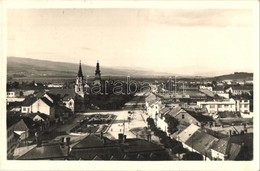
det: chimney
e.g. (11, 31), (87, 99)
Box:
(100, 132), (103, 139)
(66, 137), (71, 158)
(60, 137), (65, 147)
(36, 137), (42, 147)
(123, 135), (127, 143)
(66, 137), (71, 146)
(118, 133), (124, 143)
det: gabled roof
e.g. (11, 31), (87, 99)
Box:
(199, 89), (215, 98)
(211, 138), (241, 160)
(214, 86), (224, 91)
(18, 144), (68, 160)
(21, 96), (38, 106)
(185, 130), (218, 155)
(72, 134), (116, 149)
(160, 107), (171, 115)
(38, 113), (50, 120)
(181, 108), (215, 122)
(177, 124), (200, 143)
(7, 114), (22, 128)
(119, 138), (165, 153)
(40, 97), (54, 107)
(167, 106), (182, 117)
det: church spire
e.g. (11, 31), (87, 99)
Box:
(78, 60), (83, 77)
(95, 61), (101, 76)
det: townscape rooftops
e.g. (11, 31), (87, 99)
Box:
(118, 138), (165, 153)
(199, 89), (215, 98)
(125, 96), (146, 105)
(47, 89), (76, 98)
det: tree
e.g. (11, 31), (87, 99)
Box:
(164, 114), (179, 134)
(146, 117), (156, 130)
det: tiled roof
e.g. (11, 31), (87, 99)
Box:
(7, 115), (21, 128)
(47, 89), (76, 98)
(119, 138), (164, 153)
(167, 106), (182, 117)
(41, 97), (54, 107)
(211, 139), (228, 154)
(72, 134), (116, 149)
(70, 146), (124, 160)
(199, 89), (215, 98)
(211, 138), (242, 160)
(232, 86), (253, 91)
(70, 134), (170, 160)
(38, 113), (50, 120)
(228, 143), (241, 160)
(18, 144), (68, 160)
(177, 124), (200, 143)
(21, 96), (37, 106)
(160, 107), (171, 115)
(183, 108), (214, 122)
(185, 131), (218, 155)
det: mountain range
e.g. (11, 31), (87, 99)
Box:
(7, 57), (253, 80)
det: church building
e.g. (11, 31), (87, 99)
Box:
(93, 60), (102, 85)
(75, 61), (85, 98)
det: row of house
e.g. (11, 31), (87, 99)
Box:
(176, 124), (253, 160)
(17, 133), (171, 160)
(7, 112), (51, 159)
(7, 89), (77, 159)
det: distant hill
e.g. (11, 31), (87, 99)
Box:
(213, 72), (253, 81)
(7, 57), (171, 79)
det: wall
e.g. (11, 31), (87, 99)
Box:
(211, 149), (225, 160)
(175, 111), (200, 126)
(21, 106), (31, 113)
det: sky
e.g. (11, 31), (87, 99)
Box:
(7, 7), (258, 75)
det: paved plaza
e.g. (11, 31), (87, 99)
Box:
(81, 110), (149, 139)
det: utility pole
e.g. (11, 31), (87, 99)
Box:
(175, 76), (177, 97)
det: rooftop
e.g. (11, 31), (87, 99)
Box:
(18, 144), (68, 160)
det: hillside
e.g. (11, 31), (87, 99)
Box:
(7, 57), (170, 79)
(213, 72), (253, 81)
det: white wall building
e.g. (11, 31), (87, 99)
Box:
(197, 98), (250, 114)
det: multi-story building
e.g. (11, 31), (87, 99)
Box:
(197, 98), (250, 114)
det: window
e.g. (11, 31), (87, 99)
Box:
(182, 114), (184, 119)
(224, 104), (229, 108)
(218, 105), (222, 108)
(244, 104), (248, 108)
(22, 107), (26, 111)
(210, 105), (215, 108)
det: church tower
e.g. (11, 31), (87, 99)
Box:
(94, 60), (101, 85)
(75, 61), (84, 97)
